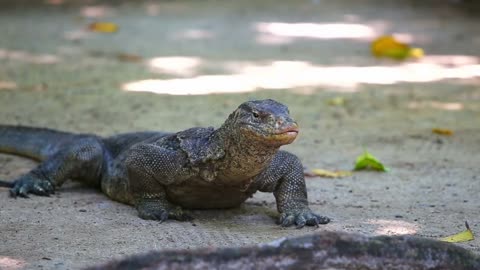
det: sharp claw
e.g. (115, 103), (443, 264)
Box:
(281, 215), (295, 227)
(315, 214), (331, 224)
(296, 222), (306, 229)
(33, 185), (48, 196)
(295, 216), (307, 229)
(42, 181), (55, 194)
(277, 213), (287, 225)
(158, 211), (169, 223)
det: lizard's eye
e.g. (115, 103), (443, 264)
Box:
(252, 112), (260, 118)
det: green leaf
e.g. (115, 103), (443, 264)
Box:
(354, 151), (389, 172)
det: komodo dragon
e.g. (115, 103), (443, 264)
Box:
(0, 99), (329, 227)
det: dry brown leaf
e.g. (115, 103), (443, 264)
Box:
(308, 169), (353, 178)
(432, 128), (454, 136)
(116, 53), (143, 63)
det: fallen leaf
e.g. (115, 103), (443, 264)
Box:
(432, 128), (454, 136)
(440, 221), (475, 243)
(116, 53), (143, 63)
(88, 22), (118, 33)
(310, 169), (353, 178)
(0, 81), (17, 90)
(371, 35), (424, 60)
(354, 150), (389, 172)
(328, 97), (346, 106)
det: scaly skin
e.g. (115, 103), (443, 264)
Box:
(88, 231), (480, 270)
(0, 99), (329, 227)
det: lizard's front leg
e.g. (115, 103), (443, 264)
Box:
(255, 151), (330, 228)
(9, 137), (104, 197)
(125, 143), (193, 222)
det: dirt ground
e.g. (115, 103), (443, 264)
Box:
(0, 0), (479, 269)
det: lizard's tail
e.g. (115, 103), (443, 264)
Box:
(0, 180), (14, 188)
(0, 125), (75, 161)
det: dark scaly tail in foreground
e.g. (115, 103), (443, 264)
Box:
(0, 125), (76, 187)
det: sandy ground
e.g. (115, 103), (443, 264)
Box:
(0, 0), (479, 269)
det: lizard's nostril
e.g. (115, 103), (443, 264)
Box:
(275, 119), (285, 129)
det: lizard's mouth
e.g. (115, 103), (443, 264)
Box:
(266, 125), (299, 145)
(275, 126), (299, 136)
(242, 122), (299, 146)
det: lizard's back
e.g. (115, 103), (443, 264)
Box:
(102, 131), (171, 158)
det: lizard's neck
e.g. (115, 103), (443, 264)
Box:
(212, 123), (279, 182)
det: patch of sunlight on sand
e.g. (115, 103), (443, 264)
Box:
(123, 55), (480, 95)
(408, 101), (464, 111)
(0, 257), (26, 270)
(173, 29), (215, 40)
(148, 56), (203, 76)
(80, 5), (114, 18)
(0, 49), (60, 64)
(368, 219), (418, 235)
(255, 22), (377, 40)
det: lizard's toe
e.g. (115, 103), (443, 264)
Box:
(295, 215), (307, 229)
(136, 200), (191, 223)
(169, 208), (194, 221)
(10, 181), (31, 198)
(138, 208), (169, 222)
(9, 176), (54, 198)
(278, 212), (296, 227)
(279, 209), (330, 229)
(31, 182), (53, 196)
(304, 212), (330, 226)
(313, 214), (330, 225)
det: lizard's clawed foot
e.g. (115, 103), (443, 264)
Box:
(278, 209), (330, 229)
(9, 176), (55, 198)
(136, 199), (193, 222)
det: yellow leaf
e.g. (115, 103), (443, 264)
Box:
(432, 128), (454, 136)
(409, 48), (424, 59)
(371, 35), (423, 60)
(310, 169), (353, 178)
(440, 221), (475, 243)
(327, 97), (346, 106)
(88, 22), (119, 33)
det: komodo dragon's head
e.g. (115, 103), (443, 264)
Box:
(226, 99), (299, 147)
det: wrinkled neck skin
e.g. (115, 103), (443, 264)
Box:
(212, 119), (279, 184)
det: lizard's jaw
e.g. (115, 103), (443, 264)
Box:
(266, 125), (299, 145)
(240, 122), (299, 147)
(243, 124), (299, 146)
